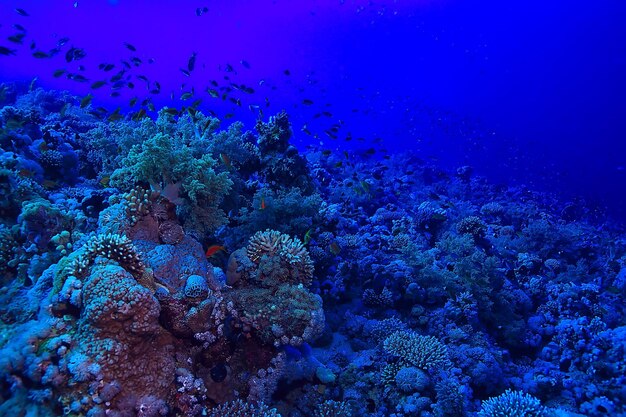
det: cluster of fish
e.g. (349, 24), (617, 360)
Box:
(2, 6), (392, 151)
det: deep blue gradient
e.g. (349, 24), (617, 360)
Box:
(2, 0), (626, 218)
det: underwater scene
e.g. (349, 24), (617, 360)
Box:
(1, 1), (626, 416)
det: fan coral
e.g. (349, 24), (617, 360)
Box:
(477, 390), (547, 417)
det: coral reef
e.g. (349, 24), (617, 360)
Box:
(1, 86), (626, 417)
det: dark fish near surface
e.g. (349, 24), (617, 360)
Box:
(15, 8), (29, 16)
(99, 63), (115, 71)
(302, 99), (314, 106)
(123, 42), (136, 51)
(32, 51), (50, 58)
(67, 73), (89, 82)
(187, 52), (197, 72)
(90, 80), (107, 89)
(240, 60), (250, 69)
(130, 56), (142, 66)
(195, 6), (209, 16)
(13, 24), (27, 32)
(180, 68), (190, 77)
(0, 46), (16, 56)
(53, 69), (66, 77)
(56, 37), (70, 47)
(65, 46), (86, 62)
(8, 33), (26, 44)
(283, 69), (290, 75)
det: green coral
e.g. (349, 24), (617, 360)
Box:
(110, 129), (232, 236)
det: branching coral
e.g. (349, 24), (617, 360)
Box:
(383, 331), (451, 371)
(246, 229), (314, 286)
(477, 390), (547, 417)
(207, 399), (281, 417)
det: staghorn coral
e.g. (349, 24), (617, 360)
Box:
(315, 400), (353, 417)
(206, 399), (281, 417)
(477, 390), (547, 417)
(383, 330), (451, 371)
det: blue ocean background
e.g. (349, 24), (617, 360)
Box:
(1, 0), (626, 416)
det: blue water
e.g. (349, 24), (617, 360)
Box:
(1, 1), (626, 416)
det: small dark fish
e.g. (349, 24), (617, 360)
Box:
(121, 60), (131, 69)
(99, 63), (115, 71)
(0, 46), (16, 56)
(180, 68), (190, 77)
(210, 80), (218, 87)
(32, 51), (50, 59)
(322, 111), (332, 117)
(147, 102), (155, 112)
(191, 99), (202, 108)
(123, 42), (136, 51)
(110, 91), (121, 97)
(110, 70), (125, 82)
(283, 69), (290, 76)
(15, 8), (29, 17)
(30, 41), (35, 50)
(68, 73), (89, 82)
(132, 108), (146, 121)
(57, 37), (70, 47)
(224, 63), (236, 73)
(8, 33), (26, 44)
(180, 91), (193, 100)
(302, 99), (314, 106)
(148, 57), (155, 64)
(187, 52), (197, 72)
(136, 74), (149, 84)
(111, 80), (126, 90)
(224, 113), (234, 119)
(163, 107), (179, 116)
(207, 88), (219, 98)
(127, 82), (134, 89)
(12, 24), (27, 32)
(195, 6), (208, 16)
(90, 80), (107, 89)
(130, 56), (142, 66)
(129, 97), (138, 107)
(78, 65), (85, 71)
(65, 46), (86, 62)
(107, 108), (123, 121)
(53, 69), (66, 78)
(240, 60), (250, 69)
(80, 94), (93, 108)
(149, 88), (160, 95)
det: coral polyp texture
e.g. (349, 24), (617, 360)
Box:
(1, 86), (626, 417)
